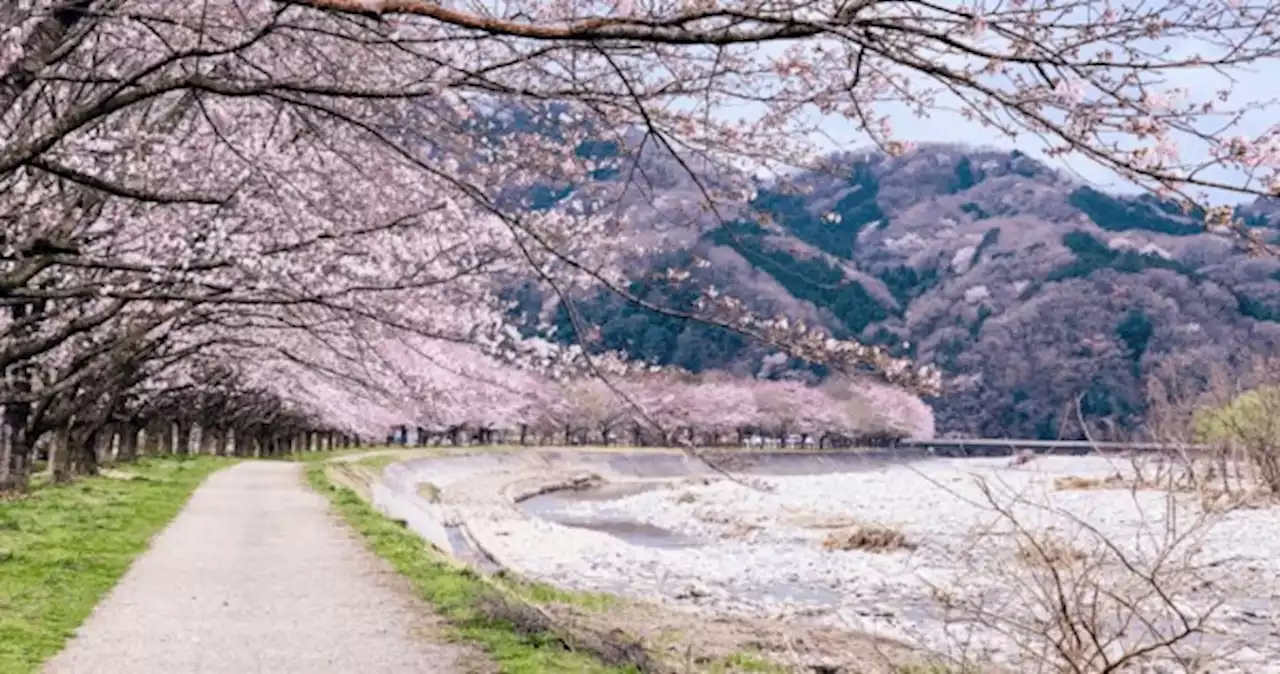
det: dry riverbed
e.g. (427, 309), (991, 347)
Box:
(387, 449), (1280, 673)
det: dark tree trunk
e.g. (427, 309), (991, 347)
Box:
(51, 425), (72, 484)
(3, 299), (38, 492)
(176, 423), (192, 456)
(2, 412), (32, 492)
(75, 428), (102, 477)
(119, 424), (140, 462)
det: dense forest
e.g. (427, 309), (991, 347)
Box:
(512, 145), (1280, 439)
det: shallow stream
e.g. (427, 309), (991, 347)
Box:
(517, 482), (703, 548)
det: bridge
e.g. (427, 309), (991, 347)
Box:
(895, 437), (1210, 457)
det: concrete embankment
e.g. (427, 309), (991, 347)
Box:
(372, 449), (718, 575)
(368, 448), (931, 574)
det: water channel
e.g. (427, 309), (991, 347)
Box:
(517, 481), (704, 548)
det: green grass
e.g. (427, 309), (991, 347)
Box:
(283, 447), (378, 463)
(707, 650), (788, 673)
(356, 453), (404, 471)
(493, 570), (618, 612)
(305, 465), (633, 674)
(0, 457), (230, 674)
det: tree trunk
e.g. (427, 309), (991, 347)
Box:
(200, 427), (215, 455)
(157, 422), (174, 455)
(175, 423), (192, 456)
(3, 299), (38, 492)
(100, 425), (118, 464)
(198, 426), (217, 454)
(73, 428), (101, 477)
(119, 424), (139, 462)
(145, 421), (169, 456)
(51, 425), (72, 484)
(1, 413), (32, 492)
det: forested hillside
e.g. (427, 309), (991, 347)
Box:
(513, 144), (1280, 439)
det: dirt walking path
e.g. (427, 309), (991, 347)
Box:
(43, 462), (487, 674)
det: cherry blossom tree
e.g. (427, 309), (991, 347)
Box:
(3, 0), (1277, 490)
(296, 0), (1280, 243)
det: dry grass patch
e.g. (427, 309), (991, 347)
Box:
(1014, 534), (1089, 568)
(822, 521), (916, 553)
(725, 522), (764, 539)
(544, 598), (924, 674)
(1052, 473), (1126, 491)
(325, 462), (381, 500)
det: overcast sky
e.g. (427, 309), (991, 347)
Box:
(808, 56), (1279, 206)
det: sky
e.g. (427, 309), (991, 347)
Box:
(790, 17), (1280, 206)
(809, 64), (1279, 205)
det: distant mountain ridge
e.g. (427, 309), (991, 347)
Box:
(515, 143), (1280, 439)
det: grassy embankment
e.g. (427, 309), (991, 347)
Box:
(306, 463), (638, 673)
(307, 456), (797, 674)
(0, 457), (230, 674)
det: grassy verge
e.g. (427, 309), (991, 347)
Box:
(0, 457), (230, 674)
(305, 464), (634, 674)
(282, 447), (379, 463)
(356, 453), (405, 471)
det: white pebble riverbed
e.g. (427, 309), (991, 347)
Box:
(481, 456), (1280, 671)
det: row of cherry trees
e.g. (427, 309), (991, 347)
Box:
(3, 0), (1277, 491)
(385, 367), (935, 448)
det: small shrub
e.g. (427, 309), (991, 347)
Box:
(1193, 386), (1280, 493)
(822, 522), (915, 552)
(417, 482), (441, 502)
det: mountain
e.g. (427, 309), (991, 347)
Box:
(515, 143), (1280, 439)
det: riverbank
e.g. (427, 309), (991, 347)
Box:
(385, 448), (1280, 673)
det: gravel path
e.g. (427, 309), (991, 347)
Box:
(43, 462), (487, 674)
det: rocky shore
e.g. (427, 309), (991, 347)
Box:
(388, 450), (1280, 672)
